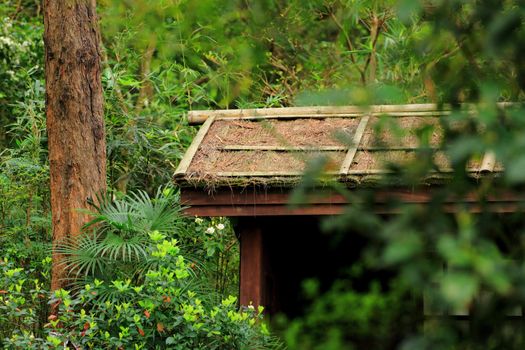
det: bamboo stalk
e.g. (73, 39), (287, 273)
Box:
(215, 171), (335, 177)
(189, 104), (438, 124)
(221, 145), (348, 151)
(187, 102), (516, 124)
(211, 168), (501, 178)
(340, 115), (370, 174)
(480, 151), (496, 172)
(219, 110), (449, 121)
(174, 116), (215, 176)
(220, 145), (442, 152)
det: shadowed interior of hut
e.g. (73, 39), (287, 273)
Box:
(234, 215), (400, 318)
(234, 212), (525, 320)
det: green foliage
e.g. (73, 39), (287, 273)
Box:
(51, 239), (273, 349)
(282, 279), (418, 350)
(98, 0), (429, 110)
(0, 72), (49, 274)
(55, 186), (239, 298)
(284, 1), (525, 348)
(188, 217), (240, 298)
(0, 3), (43, 147)
(0, 257), (50, 348)
(2, 240), (277, 349)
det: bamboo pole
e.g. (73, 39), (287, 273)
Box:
(221, 145), (348, 151)
(212, 168), (502, 178)
(187, 102), (516, 124)
(221, 145), (442, 152)
(340, 115), (370, 174)
(480, 151), (497, 172)
(218, 111), (450, 121)
(174, 116), (215, 176)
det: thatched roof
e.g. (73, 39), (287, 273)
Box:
(174, 104), (506, 189)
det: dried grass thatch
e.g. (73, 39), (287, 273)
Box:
(174, 106), (502, 189)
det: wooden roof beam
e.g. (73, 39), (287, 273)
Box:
(187, 102), (516, 124)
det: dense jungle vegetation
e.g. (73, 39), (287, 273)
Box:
(1, 0), (525, 348)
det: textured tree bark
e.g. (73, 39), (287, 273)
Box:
(44, 0), (106, 291)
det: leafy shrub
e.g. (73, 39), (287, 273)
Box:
(0, 257), (50, 348)
(52, 237), (272, 349)
(3, 237), (277, 349)
(280, 275), (419, 350)
(56, 187), (238, 298)
(0, 5), (43, 146)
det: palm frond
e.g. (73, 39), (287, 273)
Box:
(127, 187), (181, 234)
(55, 233), (108, 279)
(97, 233), (148, 262)
(83, 187), (182, 238)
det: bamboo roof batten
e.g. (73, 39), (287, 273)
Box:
(222, 145), (442, 152)
(212, 168), (503, 178)
(188, 104), (440, 124)
(222, 145), (349, 152)
(187, 102), (516, 124)
(480, 151), (497, 172)
(340, 115), (370, 175)
(174, 116), (215, 176)
(209, 110), (449, 121)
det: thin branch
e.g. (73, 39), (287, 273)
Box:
(100, 45), (129, 115)
(136, 36), (157, 113)
(363, 12), (391, 83)
(10, 0), (23, 20)
(329, 11), (366, 84)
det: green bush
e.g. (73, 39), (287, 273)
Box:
(2, 238), (277, 349)
(53, 237), (273, 349)
(0, 257), (50, 348)
(0, 5), (43, 147)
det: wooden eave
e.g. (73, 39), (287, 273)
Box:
(180, 186), (524, 217)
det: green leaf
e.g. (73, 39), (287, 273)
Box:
(506, 155), (525, 183)
(396, 0), (422, 23)
(440, 272), (479, 310)
(383, 232), (422, 265)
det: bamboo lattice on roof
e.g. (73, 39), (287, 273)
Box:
(174, 104), (508, 188)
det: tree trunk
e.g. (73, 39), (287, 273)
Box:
(44, 0), (106, 291)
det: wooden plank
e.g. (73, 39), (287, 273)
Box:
(174, 116), (215, 176)
(187, 102), (516, 124)
(183, 202), (523, 217)
(340, 115), (370, 174)
(185, 204), (346, 216)
(181, 186), (525, 217)
(182, 187), (523, 207)
(220, 145), (442, 152)
(222, 145), (348, 152)
(239, 220), (265, 307)
(182, 188), (347, 206)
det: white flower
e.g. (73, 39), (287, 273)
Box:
(206, 227), (215, 234)
(0, 36), (15, 46)
(216, 223), (225, 230)
(195, 217), (203, 224)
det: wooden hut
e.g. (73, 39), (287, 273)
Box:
(174, 104), (517, 316)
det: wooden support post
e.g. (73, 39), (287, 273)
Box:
(238, 219), (265, 307)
